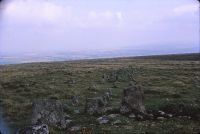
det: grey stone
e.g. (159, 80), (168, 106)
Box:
(158, 111), (165, 115)
(104, 107), (114, 113)
(69, 126), (81, 132)
(129, 114), (136, 118)
(71, 95), (79, 105)
(97, 116), (109, 124)
(64, 114), (71, 119)
(120, 105), (131, 114)
(65, 120), (73, 124)
(157, 117), (165, 120)
(32, 99), (70, 129)
(112, 82), (117, 88)
(66, 79), (76, 84)
(112, 120), (122, 125)
(137, 115), (144, 120)
(88, 85), (97, 91)
(120, 85), (146, 115)
(85, 97), (106, 115)
(105, 92), (111, 100)
(74, 109), (80, 114)
(107, 114), (120, 119)
(108, 88), (113, 96)
(148, 114), (154, 118)
(167, 114), (173, 118)
(102, 95), (108, 104)
(16, 124), (49, 134)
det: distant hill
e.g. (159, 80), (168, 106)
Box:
(132, 53), (200, 61)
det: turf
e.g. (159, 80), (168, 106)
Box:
(0, 53), (200, 133)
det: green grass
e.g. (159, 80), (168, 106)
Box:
(0, 53), (200, 133)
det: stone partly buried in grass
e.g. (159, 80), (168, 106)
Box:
(85, 97), (107, 115)
(120, 84), (146, 115)
(16, 124), (49, 134)
(97, 116), (110, 124)
(32, 99), (72, 129)
(85, 90), (112, 115)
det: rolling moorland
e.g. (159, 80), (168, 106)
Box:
(0, 53), (200, 134)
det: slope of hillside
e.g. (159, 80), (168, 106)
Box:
(0, 53), (200, 133)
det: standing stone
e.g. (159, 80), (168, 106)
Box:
(120, 84), (146, 115)
(32, 99), (70, 129)
(85, 97), (106, 115)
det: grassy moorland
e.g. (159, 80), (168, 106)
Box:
(0, 53), (200, 133)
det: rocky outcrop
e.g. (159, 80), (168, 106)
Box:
(120, 84), (146, 115)
(32, 99), (70, 129)
(16, 124), (49, 134)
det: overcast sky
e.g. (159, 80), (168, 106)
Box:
(0, 0), (199, 55)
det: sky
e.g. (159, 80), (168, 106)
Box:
(0, 0), (199, 55)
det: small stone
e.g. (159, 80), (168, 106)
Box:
(108, 114), (120, 119)
(148, 114), (154, 117)
(120, 105), (131, 114)
(85, 97), (106, 115)
(167, 114), (173, 118)
(104, 107), (114, 113)
(88, 85), (97, 91)
(129, 114), (136, 118)
(108, 88), (113, 96)
(71, 95), (79, 105)
(112, 120), (122, 125)
(69, 126), (81, 132)
(64, 115), (71, 119)
(105, 92), (111, 100)
(137, 115), (143, 120)
(16, 124), (49, 134)
(182, 116), (190, 119)
(74, 109), (80, 114)
(66, 119), (73, 124)
(102, 96), (108, 104)
(158, 111), (165, 115)
(157, 117), (165, 120)
(97, 116), (109, 124)
(67, 79), (76, 84)
(126, 120), (130, 124)
(112, 82), (117, 88)
(146, 114), (154, 120)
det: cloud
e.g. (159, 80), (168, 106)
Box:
(173, 4), (199, 16)
(2, 0), (123, 28)
(80, 10), (123, 28)
(116, 12), (123, 21)
(3, 0), (71, 24)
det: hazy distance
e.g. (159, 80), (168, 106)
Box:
(0, 0), (199, 63)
